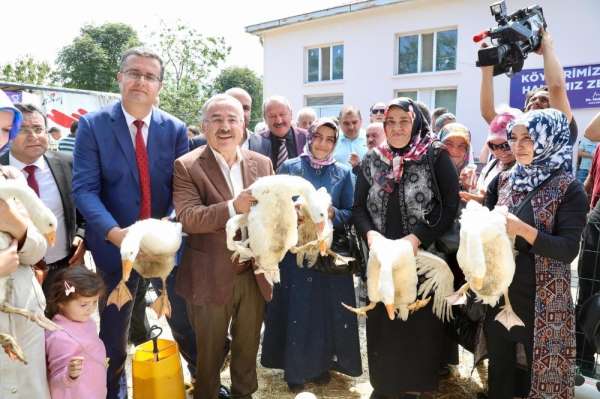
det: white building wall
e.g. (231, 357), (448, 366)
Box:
(259, 0), (600, 153)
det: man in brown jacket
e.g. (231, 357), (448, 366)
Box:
(173, 93), (273, 399)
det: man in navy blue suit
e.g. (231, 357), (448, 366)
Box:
(72, 47), (188, 399)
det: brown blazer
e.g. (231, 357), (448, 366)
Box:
(173, 145), (274, 305)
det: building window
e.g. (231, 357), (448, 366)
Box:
(394, 88), (457, 115)
(305, 94), (343, 117)
(397, 29), (457, 75)
(396, 91), (418, 101)
(434, 89), (457, 114)
(307, 44), (344, 82)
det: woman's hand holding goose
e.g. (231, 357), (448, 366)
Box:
(366, 230), (384, 248)
(0, 240), (18, 277)
(402, 234), (421, 256)
(0, 199), (27, 244)
(506, 213), (538, 245)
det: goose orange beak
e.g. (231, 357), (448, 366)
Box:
(385, 304), (396, 320)
(319, 240), (327, 256)
(122, 260), (133, 282)
(316, 221), (325, 234)
(44, 231), (56, 247)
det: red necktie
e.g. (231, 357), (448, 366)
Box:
(23, 165), (40, 197)
(133, 120), (151, 219)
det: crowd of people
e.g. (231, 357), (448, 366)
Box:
(0, 26), (599, 399)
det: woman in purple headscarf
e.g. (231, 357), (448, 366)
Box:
(261, 117), (361, 392)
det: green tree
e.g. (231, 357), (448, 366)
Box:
(211, 67), (263, 130)
(151, 21), (230, 125)
(56, 23), (141, 92)
(0, 55), (53, 85)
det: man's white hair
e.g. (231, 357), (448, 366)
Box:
(225, 87), (251, 101)
(263, 95), (292, 117)
(201, 93), (244, 122)
(367, 122), (384, 131)
(296, 107), (317, 121)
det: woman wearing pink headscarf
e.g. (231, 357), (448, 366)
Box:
(460, 110), (521, 204)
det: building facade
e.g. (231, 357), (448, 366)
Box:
(247, 0), (600, 153)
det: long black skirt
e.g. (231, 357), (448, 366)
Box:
(367, 300), (445, 394)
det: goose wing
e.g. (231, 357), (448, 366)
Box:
(416, 250), (454, 322)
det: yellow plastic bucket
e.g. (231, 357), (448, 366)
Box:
(132, 328), (185, 399)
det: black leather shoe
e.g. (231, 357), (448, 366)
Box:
(369, 392), (395, 399)
(311, 371), (331, 385)
(287, 382), (305, 393)
(218, 385), (231, 399)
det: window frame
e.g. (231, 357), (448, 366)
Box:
(304, 94), (344, 118)
(305, 43), (344, 83)
(395, 27), (457, 76)
(393, 87), (457, 115)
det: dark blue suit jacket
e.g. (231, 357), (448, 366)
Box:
(73, 101), (188, 276)
(247, 126), (308, 165)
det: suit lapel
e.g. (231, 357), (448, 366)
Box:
(44, 153), (74, 240)
(198, 147), (233, 200)
(241, 152), (258, 188)
(0, 152), (8, 166)
(146, 109), (164, 171)
(110, 102), (139, 185)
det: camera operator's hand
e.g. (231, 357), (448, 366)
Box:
(479, 40), (497, 124)
(534, 29), (553, 55)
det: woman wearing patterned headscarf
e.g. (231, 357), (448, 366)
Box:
(261, 117), (361, 392)
(353, 98), (459, 398)
(484, 108), (587, 399)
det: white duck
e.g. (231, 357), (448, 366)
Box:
(107, 219), (182, 319)
(226, 175), (330, 285)
(343, 237), (454, 322)
(446, 200), (523, 331)
(0, 178), (60, 363)
(289, 190), (345, 267)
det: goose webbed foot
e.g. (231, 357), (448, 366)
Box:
(407, 296), (431, 313)
(341, 301), (376, 317)
(0, 333), (27, 364)
(150, 291), (172, 319)
(106, 281), (133, 310)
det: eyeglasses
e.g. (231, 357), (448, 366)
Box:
(488, 142), (511, 152)
(18, 126), (45, 136)
(371, 108), (385, 115)
(122, 70), (161, 84)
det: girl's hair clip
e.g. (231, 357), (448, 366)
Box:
(64, 281), (75, 297)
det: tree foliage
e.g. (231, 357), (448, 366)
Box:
(211, 67), (263, 130)
(151, 20), (230, 125)
(56, 23), (141, 92)
(0, 55), (54, 85)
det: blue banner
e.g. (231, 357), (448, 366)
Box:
(509, 63), (600, 110)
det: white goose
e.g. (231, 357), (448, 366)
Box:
(446, 200), (523, 330)
(226, 175), (330, 285)
(289, 189), (337, 266)
(343, 237), (454, 322)
(107, 218), (182, 319)
(0, 178), (60, 363)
